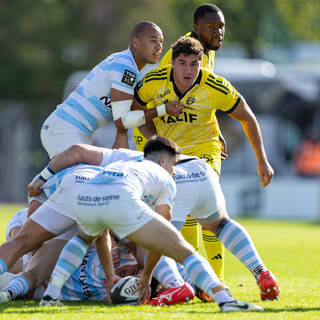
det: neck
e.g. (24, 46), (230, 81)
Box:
(130, 47), (146, 71)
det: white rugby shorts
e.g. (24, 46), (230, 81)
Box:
(173, 168), (226, 225)
(40, 112), (92, 159)
(72, 183), (155, 239)
(30, 203), (77, 240)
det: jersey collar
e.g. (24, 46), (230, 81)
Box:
(170, 68), (202, 100)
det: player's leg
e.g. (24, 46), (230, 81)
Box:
(181, 216), (200, 251)
(40, 231), (94, 305)
(202, 228), (224, 282)
(128, 214), (263, 312)
(200, 211), (279, 300)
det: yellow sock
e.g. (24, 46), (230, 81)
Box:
(181, 216), (200, 252)
(202, 229), (224, 283)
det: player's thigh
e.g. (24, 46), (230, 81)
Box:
(127, 214), (194, 264)
(30, 202), (75, 236)
(25, 239), (67, 288)
(41, 114), (92, 159)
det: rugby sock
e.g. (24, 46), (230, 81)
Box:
(4, 275), (29, 299)
(215, 219), (267, 279)
(183, 253), (224, 301)
(176, 263), (193, 285)
(181, 216), (200, 252)
(153, 256), (184, 288)
(202, 229), (224, 283)
(44, 236), (89, 300)
(0, 258), (8, 275)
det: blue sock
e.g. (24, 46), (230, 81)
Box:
(183, 253), (221, 299)
(5, 275), (29, 298)
(0, 258), (8, 274)
(153, 256), (184, 288)
(215, 219), (267, 279)
(43, 236), (89, 300)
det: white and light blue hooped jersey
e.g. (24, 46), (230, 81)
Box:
(60, 244), (139, 301)
(5, 207), (28, 241)
(89, 159), (176, 209)
(41, 148), (143, 199)
(53, 49), (142, 136)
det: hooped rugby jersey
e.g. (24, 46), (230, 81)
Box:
(60, 244), (139, 301)
(53, 49), (141, 136)
(134, 66), (240, 151)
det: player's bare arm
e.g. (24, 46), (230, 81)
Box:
(228, 96), (274, 187)
(95, 230), (121, 304)
(133, 203), (173, 304)
(28, 144), (103, 197)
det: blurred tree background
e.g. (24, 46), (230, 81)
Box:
(1, 0), (319, 104)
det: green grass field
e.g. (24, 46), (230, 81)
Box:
(0, 203), (319, 320)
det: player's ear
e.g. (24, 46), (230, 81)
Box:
(131, 36), (140, 50)
(193, 24), (199, 36)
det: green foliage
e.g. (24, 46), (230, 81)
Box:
(1, 0), (320, 102)
(0, 204), (320, 319)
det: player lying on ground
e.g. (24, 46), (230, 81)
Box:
(28, 142), (278, 304)
(1, 207), (194, 305)
(1, 222), (148, 303)
(0, 136), (263, 313)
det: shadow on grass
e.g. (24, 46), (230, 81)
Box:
(1, 300), (320, 315)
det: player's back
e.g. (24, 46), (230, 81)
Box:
(91, 159), (176, 207)
(54, 49), (141, 134)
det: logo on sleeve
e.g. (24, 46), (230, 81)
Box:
(122, 69), (136, 87)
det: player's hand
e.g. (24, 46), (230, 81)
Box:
(165, 101), (184, 117)
(257, 160), (274, 187)
(219, 132), (228, 160)
(104, 275), (122, 304)
(28, 175), (44, 197)
(133, 274), (151, 305)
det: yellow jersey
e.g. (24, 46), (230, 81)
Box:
(134, 66), (240, 173)
(133, 31), (216, 151)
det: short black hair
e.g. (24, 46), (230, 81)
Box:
(144, 136), (181, 158)
(171, 37), (203, 61)
(131, 21), (160, 39)
(194, 3), (222, 24)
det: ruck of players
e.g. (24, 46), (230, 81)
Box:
(0, 3), (280, 314)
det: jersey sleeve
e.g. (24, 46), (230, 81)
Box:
(154, 177), (176, 209)
(134, 74), (156, 106)
(108, 58), (139, 95)
(5, 208), (28, 241)
(207, 74), (240, 113)
(159, 49), (173, 68)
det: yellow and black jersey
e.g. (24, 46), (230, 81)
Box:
(159, 32), (215, 71)
(134, 66), (240, 153)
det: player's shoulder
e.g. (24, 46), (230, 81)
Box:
(99, 49), (138, 74)
(201, 69), (234, 95)
(143, 66), (170, 84)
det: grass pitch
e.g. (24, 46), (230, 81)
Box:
(0, 203), (319, 320)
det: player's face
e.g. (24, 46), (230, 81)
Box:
(136, 27), (164, 64)
(193, 11), (225, 51)
(160, 154), (179, 176)
(172, 54), (201, 93)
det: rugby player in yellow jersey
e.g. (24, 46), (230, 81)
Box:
(133, 37), (274, 290)
(133, 3), (229, 287)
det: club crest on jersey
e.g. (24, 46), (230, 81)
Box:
(186, 96), (195, 105)
(122, 70), (136, 87)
